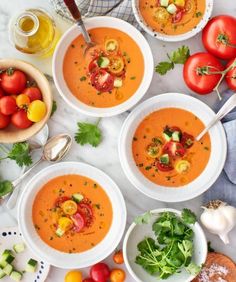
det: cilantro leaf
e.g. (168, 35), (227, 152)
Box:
(50, 100), (57, 117)
(8, 142), (32, 167)
(155, 61), (174, 75)
(74, 120), (102, 147)
(0, 180), (13, 197)
(185, 262), (201, 275)
(170, 46), (190, 64)
(181, 209), (197, 225)
(134, 211), (152, 225)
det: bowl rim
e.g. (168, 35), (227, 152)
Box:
(17, 161), (127, 269)
(131, 0), (213, 42)
(52, 16), (154, 117)
(123, 208), (208, 282)
(118, 93), (227, 202)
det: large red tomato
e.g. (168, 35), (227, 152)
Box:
(202, 15), (236, 60)
(1, 68), (27, 95)
(226, 58), (236, 91)
(183, 52), (224, 94)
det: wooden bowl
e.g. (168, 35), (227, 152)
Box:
(0, 59), (52, 143)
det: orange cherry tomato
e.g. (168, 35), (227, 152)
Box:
(113, 250), (124, 264)
(16, 94), (30, 109)
(110, 269), (126, 282)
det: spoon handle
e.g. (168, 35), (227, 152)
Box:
(196, 93), (236, 141)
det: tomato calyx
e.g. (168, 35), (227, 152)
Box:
(217, 33), (236, 48)
(5, 67), (15, 76)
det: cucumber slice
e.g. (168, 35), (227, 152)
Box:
(25, 259), (38, 273)
(172, 131), (181, 142)
(55, 228), (65, 237)
(10, 271), (22, 281)
(72, 193), (84, 203)
(160, 154), (170, 164)
(0, 268), (6, 279)
(160, 0), (169, 7)
(13, 243), (25, 254)
(0, 260), (7, 268)
(114, 78), (123, 88)
(163, 127), (173, 141)
(3, 264), (13, 275)
(1, 250), (14, 264)
(167, 4), (177, 14)
(97, 56), (110, 68)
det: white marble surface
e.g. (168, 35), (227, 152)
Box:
(0, 0), (236, 281)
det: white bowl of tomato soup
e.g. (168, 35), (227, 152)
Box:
(52, 16), (153, 117)
(132, 0), (213, 41)
(119, 93), (227, 202)
(18, 162), (127, 269)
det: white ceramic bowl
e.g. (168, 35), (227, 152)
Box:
(119, 93), (227, 202)
(132, 0), (213, 41)
(123, 208), (208, 282)
(18, 162), (127, 269)
(52, 16), (153, 117)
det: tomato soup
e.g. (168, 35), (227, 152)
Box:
(63, 27), (144, 108)
(139, 0), (205, 35)
(32, 174), (113, 253)
(132, 108), (211, 187)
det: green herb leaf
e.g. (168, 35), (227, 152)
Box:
(155, 61), (174, 75)
(170, 46), (190, 64)
(207, 241), (215, 252)
(0, 180), (13, 197)
(8, 142), (32, 167)
(74, 121), (102, 147)
(185, 262), (201, 275)
(181, 208), (197, 224)
(50, 100), (57, 117)
(134, 211), (152, 225)
(80, 76), (87, 81)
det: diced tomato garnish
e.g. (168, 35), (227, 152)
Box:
(163, 141), (186, 157)
(71, 212), (85, 232)
(90, 69), (114, 92)
(88, 57), (99, 73)
(156, 160), (174, 172)
(170, 126), (182, 133)
(181, 132), (194, 148)
(54, 196), (70, 207)
(78, 203), (94, 227)
(172, 10), (184, 23)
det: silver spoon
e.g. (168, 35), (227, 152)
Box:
(6, 133), (72, 209)
(196, 94), (236, 141)
(64, 0), (96, 56)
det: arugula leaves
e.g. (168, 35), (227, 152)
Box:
(155, 46), (190, 75)
(0, 180), (13, 197)
(74, 119), (102, 147)
(136, 210), (200, 279)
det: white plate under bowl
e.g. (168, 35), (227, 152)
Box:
(123, 208), (207, 282)
(18, 162), (127, 269)
(0, 226), (50, 282)
(132, 0), (213, 42)
(52, 16), (153, 117)
(119, 93), (227, 202)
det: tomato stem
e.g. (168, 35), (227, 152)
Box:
(217, 34), (236, 48)
(96, 117), (101, 126)
(0, 145), (9, 155)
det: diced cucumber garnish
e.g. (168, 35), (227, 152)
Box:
(160, 154), (170, 164)
(0, 268), (5, 279)
(0, 260), (7, 268)
(160, 0), (169, 7)
(114, 78), (123, 88)
(167, 3), (177, 14)
(172, 131), (181, 142)
(55, 228), (65, 237)
(3, 264), (13, 275)
(97, 56), (110, 68)
(10, 271), (22, 281)
(72, 193), (84, 203)
(25, 259), (38, 273)
(1, 250), (15, 264)
(13, 243), (25, 254)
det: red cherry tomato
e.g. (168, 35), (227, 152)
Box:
(23, 86), (42, 101)
(163, 141), (186, 157)
(169, 126), (181, 133)
(11, 110), (33, 129)
(0, 88), (5, 98)
(88, 58), (99, 73)
(183, 52), (224, 94)
(1, 68), (26, 94)
(226, 58), (236, 91)
(78, 203), (93, 227)
(172, 10), (184, 23)
(90, 69), (114, 92)
(156, 160), (173, 172)
(202, 15), (236, 60)
(181, 132), (194, 148)
(0, 96), (17, 115)
(0, 112), (11, 129)
(90, 263), (110, 282)
(54, 196), (70, 207)
(71, 212), (85, 232)
(83, 278), (95, 282)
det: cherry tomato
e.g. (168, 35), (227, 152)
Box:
(183, 52), (224, 94)
(71, 212), (85, 232)
(113, 250), (124, 265)
(78, 203), (93, 227)
(88, 57), (99, 73)
(181, 132), (194, 148)
(65, 270), (83, 282)
(90, 263), (110, 282)
(202, 15), (236, 60)
(169, 126), (181, 133)
(0, 68), (26, 94)
(110, 269), (126, 282)
(172, 10), (184, 23)
(163, 141), (186, 157)
(108, 56), (125, 75)
(90, 69), (114, 92)
(55, 196), (70, 207)
(226, 58), (236, 91)
(23, 86), (42, 101)
(0, 88), (5, 98)
(156, 160), (174, 172)
(153, 7), (170, 24)
(16, 94), (30, 109)
(83, 279), (95, 282)
(11, 110), (33, 129)
(0, 96), (17, 115)
(62, 200), (78, 215)
(27, 100), (47, 122)
(0, 112), (11, 129)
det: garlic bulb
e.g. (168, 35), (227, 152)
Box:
(200, 200), (236, 244)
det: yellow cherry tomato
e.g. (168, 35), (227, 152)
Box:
(175, 160), (190, 174)
(27, 100), (46, 122)
(105, 39), (119, 52)
(110, 269), (126, 282)
(16, 94), (30, 109)
(58, 217), (73, 232)
(108, 56), (125, 74)
(174, 0), (185, 7)
(113, 250), (124, 264)
(62, 200), (78, 215)
(146, 143), (161, 159)
(153, 7), (170, 24)
(64, 270), (83, 282)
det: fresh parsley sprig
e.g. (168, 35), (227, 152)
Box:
(155, 46), (190, 75)
(0, 180), (13, 197)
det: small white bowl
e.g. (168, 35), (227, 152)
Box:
(132, 0), (213, 42)
(18, 162), (127, 269)
(52, 16), (153, 117)
(123, 208), (207, 282)
(119, 93), (227, 202)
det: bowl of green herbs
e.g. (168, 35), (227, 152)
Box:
(123, 208), (207, 282)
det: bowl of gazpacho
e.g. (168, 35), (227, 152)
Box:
(119, 93), (227, 202)
(18, 162), (126, 268)
(52, 16), (153, 117)
(132, 0), (213, 41)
